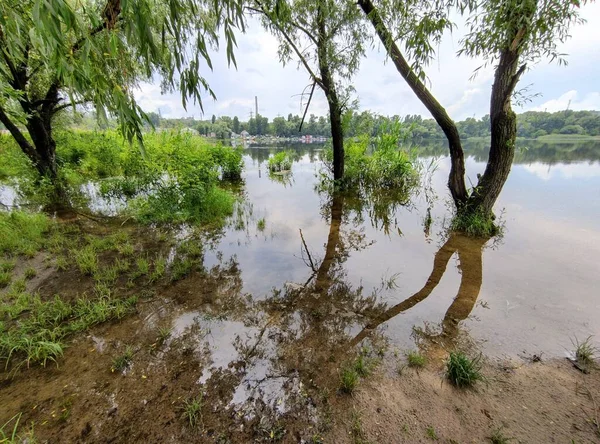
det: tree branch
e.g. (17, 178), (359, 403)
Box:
(51, 100), (86, 115)
(0, 104), (38, 161)
(252, 0), (324, 89)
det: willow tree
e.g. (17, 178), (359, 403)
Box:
(358, 0), (586, 221)
(0, 0), (243, 202)
(249, 0), (367, 180)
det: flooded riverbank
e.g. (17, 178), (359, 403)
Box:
(1, 140), (599, 442)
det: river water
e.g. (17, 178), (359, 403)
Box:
(205, 140), (600, 359)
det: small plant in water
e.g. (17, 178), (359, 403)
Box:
(573, 336), (597, 370)
(340, 367), (360, 394)
(257, 217), (266, 232)
(181, 394), (203, 428)
(446, 351), (483, 388)
(111, 348), (133, 373)
(450, 208), (499, 237)
(406, 350), (426, 368)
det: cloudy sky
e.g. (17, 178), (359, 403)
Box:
(135, 2), (600, 121)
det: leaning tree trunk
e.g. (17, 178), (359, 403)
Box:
(466, 49), (525, 215)
(317, 1), (344, 181)
(357, 0), (468, 206)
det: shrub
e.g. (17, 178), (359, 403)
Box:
(268, 151), (294, 173)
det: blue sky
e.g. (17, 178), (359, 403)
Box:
(135, 2), (600, 121)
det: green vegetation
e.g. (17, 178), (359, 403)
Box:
(111, 347), (134, 373)
(573, 336), (597, 371)
(426, 426), (438, 440)
(450, 208), (499, 238)
(0, 412), (36, 443)
(445, 352), (484, 388)
(406, 351), (426, 368)
(340, 366), (360, 394)
(257, 218), (266, 232)
(0, 271), (11, 289)
(23, 267), (37, 280)
(157, 327), (171, 345)
(268, 151), (295, 173)
(1, 292), (137, 370)
(0, 212), (53, 256)
(75, 247), (99, 276)
(182, 395), (203, 428)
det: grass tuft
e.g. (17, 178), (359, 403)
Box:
(573, 336), (597, 370)
(406, 350), (426, 368)
(426, 426), (438, 440)
(340, 367), (360, 394)
(450, 208), (499, 237)
(181, 395), (203, 428)
(111, 347), (134, 373)
(445, 351), (483, 388)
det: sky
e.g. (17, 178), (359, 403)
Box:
(134, 2), (600, 122)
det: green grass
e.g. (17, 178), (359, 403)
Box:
(149, 256), (167, 283)
(0, 271), (11, 288)
(489, 427), (514, 443)
(573, 336), (597, 370)
(353, 354), (372, 377)
(23, 267), (37, 280)
(135, 256), (150, 277)
(74, 246), (98, 275)
(181, 395), (203, 428)
(111, 347), (134, 373)
(0, 412), (36, 443)
(268, 151), (294, 173)
(406, 350), (426, 368)
(0, 211), (53, 256)
(256, 217), (266, 232)
(426, 426), (438, 440)
(171, 257), (194, 282)
(0, 293), (137, 370)
(117, 242), (135, 256)
(450, 208), (499, 237)
(157, 326), (171, 344)
(446, 351), (483, 388)
(340, 367), (360, 394)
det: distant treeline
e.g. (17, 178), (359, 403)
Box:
(11, 109), (597, 140)
(145, 109), (600, 140)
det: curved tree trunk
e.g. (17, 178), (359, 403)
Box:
(357, 0), (467, 206)
(466, 50), (525, 215)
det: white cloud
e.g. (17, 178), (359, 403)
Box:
(529, 90), (600, 113)
(135, 3), (600, 120)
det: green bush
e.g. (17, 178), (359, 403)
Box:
(445, 351), (483, 387)
(268, 151), (294, 173)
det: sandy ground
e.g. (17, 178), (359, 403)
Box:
(327, 359), (600, 444)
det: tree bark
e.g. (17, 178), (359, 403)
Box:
(317, 1), (344, 180)
(466, 51), (524, 215)
(357, 0), (467, 205)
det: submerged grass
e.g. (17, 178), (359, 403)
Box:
(268, 151), (294, 173)
(0, 291), (137, 370)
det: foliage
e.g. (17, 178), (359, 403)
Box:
(268, 151), (295, 173)
(0, 0), (244, 144)
(445, 351), (483, 388)
(111, 347), (134, 373)
(339, 366), (360, 394)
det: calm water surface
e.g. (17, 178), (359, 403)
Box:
(205, 141), (600, 358)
